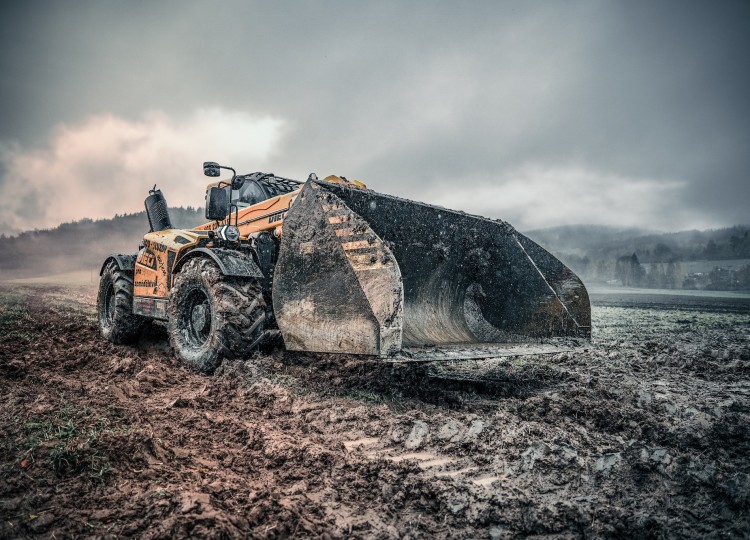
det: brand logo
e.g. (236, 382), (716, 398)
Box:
(139, 251), (157, 269)
(268, 211), (286, 224)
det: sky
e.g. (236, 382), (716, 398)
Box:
(0, 0), (748, 234)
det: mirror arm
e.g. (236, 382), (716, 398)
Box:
(220, 165), (236, 181)
(217, 166), (237, 218)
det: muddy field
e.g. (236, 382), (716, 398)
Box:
(1, 283), (749, 539)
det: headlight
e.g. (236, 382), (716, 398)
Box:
(217, 225), (240, 242)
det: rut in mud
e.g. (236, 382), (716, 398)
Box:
(1, 283), (749, 538)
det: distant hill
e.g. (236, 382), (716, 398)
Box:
(526, 224), (750, 263)
(2, 213), (749, 290)
(0, 208), (205, 280)
(525, 224), (750, 290)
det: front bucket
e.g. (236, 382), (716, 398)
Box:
(273, 179), (590, 357)
(273, 181), (404, 356)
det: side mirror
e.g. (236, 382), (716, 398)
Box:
(203, 161), (221, 177)
(205, 186), (228, 221)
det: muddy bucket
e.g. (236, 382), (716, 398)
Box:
(273, 179), (590, 358)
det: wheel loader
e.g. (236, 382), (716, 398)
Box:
(97, 162), (590, 373)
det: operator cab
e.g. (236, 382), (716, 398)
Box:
(202, 162), (302, 220)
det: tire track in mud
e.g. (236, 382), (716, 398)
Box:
(343, 437), (496, 488)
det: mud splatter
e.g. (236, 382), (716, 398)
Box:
(1, 284), (748, 538)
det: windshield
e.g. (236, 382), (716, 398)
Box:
(236, 180), (269, 207)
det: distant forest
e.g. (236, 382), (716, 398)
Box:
(0, 208), (205, 280)
(526, 225), (750, 291)
(1, 213), (749, 291)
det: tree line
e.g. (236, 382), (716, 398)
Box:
(0, 208), (205, 279)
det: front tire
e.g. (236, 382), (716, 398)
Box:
(97, 260), (146, 344)
(167, 257), (268, 373)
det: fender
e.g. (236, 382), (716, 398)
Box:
(173, 247), (263, 278)
(99, 253), (137, 275)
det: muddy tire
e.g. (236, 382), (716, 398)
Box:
(167, 257), (268, 373)
(97, 261), (146, 344)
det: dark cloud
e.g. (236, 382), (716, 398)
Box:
(1, 0), (748, 230)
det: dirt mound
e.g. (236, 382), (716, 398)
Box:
(1, 284), (749, 537)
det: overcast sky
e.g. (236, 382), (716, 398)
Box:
(1, 0), (748, 233)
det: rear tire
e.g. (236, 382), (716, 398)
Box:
(97, 260), (146, 344)
(167, 257), (268, 373)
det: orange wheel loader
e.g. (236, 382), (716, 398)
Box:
(97, 162), (590, 373)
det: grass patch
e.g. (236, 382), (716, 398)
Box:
(344, 388), (386, 406)
(17, 396), (131, 483)
(44, 289), (97, 323)
(0, 291), (39, 343)
(340, 388), (410, 412)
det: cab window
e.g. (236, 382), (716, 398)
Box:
(237, 180), (269, 207)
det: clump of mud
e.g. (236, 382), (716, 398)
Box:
(1, 284), (749, 538)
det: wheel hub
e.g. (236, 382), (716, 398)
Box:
(191, 303), (208, 332)
(187, 292), (211, 345)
